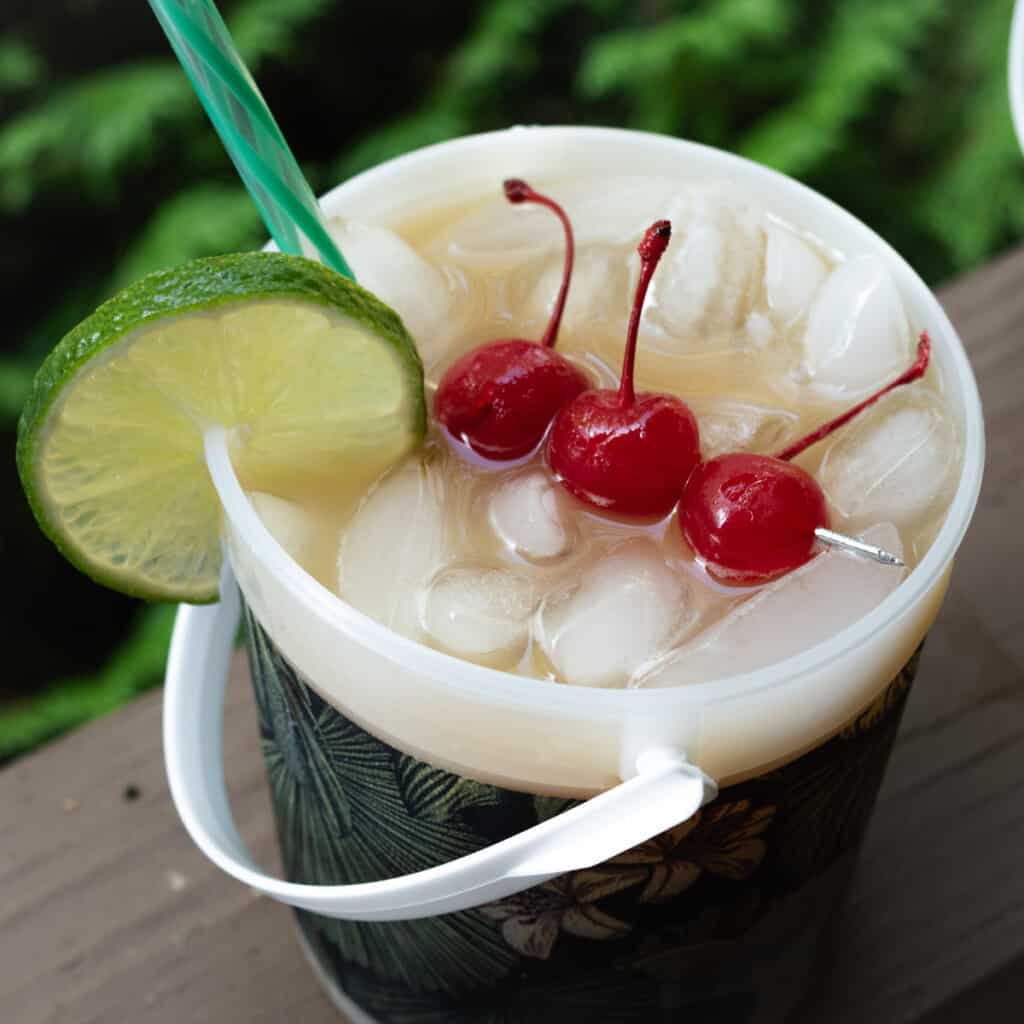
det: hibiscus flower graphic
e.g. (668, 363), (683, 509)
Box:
(480, 868), (645, 960)
(609, 799), (777, 903)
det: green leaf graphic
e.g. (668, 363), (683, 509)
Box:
(245, 608), (517, 996)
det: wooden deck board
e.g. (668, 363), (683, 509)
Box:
(3, 245), (1024, 1022)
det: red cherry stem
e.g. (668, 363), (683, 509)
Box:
(775, 332), (932, 462)
(504, 178), (574, 349)
(619, 220), (672, 408)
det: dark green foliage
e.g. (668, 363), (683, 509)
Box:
(110, 184), (262, 288)
(0, 37), (45, 93)
(0, 62), (192, 209)
(2, 0), (1021, 756)
(0, 605), (177, 761)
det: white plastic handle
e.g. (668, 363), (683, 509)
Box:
(163, 577), (717, 922)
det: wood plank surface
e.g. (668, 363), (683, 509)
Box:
(794, 244), (1024, 1022)
(0, 665), (333, 1024)
(3, 246), (1024, 1023)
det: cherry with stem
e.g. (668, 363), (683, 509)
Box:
(547, 220), (701, 517)
(678, 333), (932, 584)
(433, 179), (589, 461)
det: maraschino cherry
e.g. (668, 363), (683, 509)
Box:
(547, 220), (701, 517)
(433, 179), (589, 460)
(679, 333), (932, 584)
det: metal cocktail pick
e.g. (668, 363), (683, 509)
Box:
(147, 0), (353, 279)
(814, 527), (905, 567)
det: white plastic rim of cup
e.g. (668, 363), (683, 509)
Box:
(163, 126), (985, 923)
(1011, 0), (1024, 152)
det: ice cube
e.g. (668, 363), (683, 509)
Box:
(248, 492), (318, 570)
(745, 311), (776, 349)
(421, 567), (537, 660)
(642, 192), (764, 353)
(689, 399), (801, 459)
(489, 471), (575, 562)
(525, 244), (629, 338)
(434, 177), (680, 270)
(535, 540), (695, 688)
(802, 257), (913, 395)
(338, 457), (450, 639)
(819, 395), (958, 530)
(327, 218), (454, 364)
(634, 524), (905, 687)
(764, 221), (829, 324)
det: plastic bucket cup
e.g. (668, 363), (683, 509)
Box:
(164, 127), (985, 1023)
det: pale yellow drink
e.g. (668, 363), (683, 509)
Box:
(247, 175), (963, 695)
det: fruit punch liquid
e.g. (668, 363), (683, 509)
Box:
(247, 174), (963, 692)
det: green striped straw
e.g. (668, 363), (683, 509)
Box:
(148, 0), (353, 280)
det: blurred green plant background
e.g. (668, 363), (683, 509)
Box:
(3, 0), (1022, 760)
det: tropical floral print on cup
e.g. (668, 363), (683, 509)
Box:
(609, 800), (778, 903)
(480, 871), (641, 960)
(479, 799), (777, 960)
(244, 605), (924, 1024)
